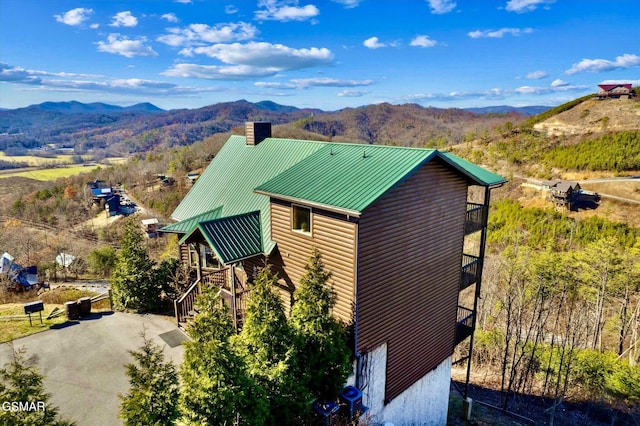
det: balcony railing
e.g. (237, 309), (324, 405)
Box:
(455, 305), (475, 345)
(465, 202), (487, 235)
(461, 254), (481, 291)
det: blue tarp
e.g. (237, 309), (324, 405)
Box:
(1, 252), (38, 288)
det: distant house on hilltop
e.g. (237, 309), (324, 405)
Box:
(163, 122), (506, 425)
(597, 83), (634, 99)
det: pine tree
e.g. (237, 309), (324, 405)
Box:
(179, 285), (268, 425)
(119, 333), (179, 426)
(111, 219), (158, 311)
(290, 248), (352, 401)
(0, 346), (75, 426)
(235, 266), (311, 425)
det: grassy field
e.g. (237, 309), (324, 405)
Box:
(0, 287), (111, 342)
(0, 152), (78, 166)
(0, 164), (101, 181)
(0, 303), (68, 342)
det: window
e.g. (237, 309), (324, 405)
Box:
(188, 244), (199, 267)
(292, 205), (311, 233)
(202, 245), (220, 269)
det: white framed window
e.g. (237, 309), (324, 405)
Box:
(188, 244), (199, 268)
(292, 205), (312, 234)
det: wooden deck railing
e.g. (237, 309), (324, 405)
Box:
(202, 267), (229, 288)
(174, 279), (200, 326)
(174, 267), (231, 326)
(465, 202), (487, 235)
(455, 305), (475, 345)
(461, 254), (481, 291)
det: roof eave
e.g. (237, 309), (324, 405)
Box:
(436, 152), (507, 187)
(253, 190), (362, 218)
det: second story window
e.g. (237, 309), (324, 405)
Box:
(292, 205), (311, 234)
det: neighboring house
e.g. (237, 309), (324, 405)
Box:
(141, 218), (160, 238)
(185, 173), (200, 186)
(597, 83), (633, 99)
(547, 180), (581, 210)
(163, 122), (505, 425)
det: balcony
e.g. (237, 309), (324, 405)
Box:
(460, 254), (481, 291)
(455, 305), (475, 345)
(465, 202), (487, 235)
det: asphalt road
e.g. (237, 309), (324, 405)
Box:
(0, 312), (186, 426)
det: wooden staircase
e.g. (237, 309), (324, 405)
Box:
(174, 267), (249, 329)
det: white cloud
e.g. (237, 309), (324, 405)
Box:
(427, 0), (456, 14)
(331, 0), (361, 8)
(97, 34), (158, 58)
(256, 77), (373, 90)
(163, 63), (280, 80)
(255, 81), (298, 89)
(255, 1), (320, 22)
(161, 13), (179, 23)
(514, 82), (587, 94)
(158, 22), (258, 47)
(404, 81), (588, 103)
(468, 27), (533, 38)
(410, 35), (437, 48)
(110, 11), (138, 27)
(600, 79), (640, 86)
(364, 37), (386, 49)
(165, 41), (334, 80)
(505, 0), (555, 13)
(338, 89), (369, 97)
(225, 5), (239, 14)
(0, 63), (215, 97)
(526, 70), (547, 79)
(565, 54), (640, 75)
(90, 23), (99, 29)
(174, 0), (192, 3)
(54, 8), (93, 26)
(189, 42), (333, 68)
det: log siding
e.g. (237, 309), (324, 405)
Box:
(270, 201), (357, 323)
(356, 159), (468, 401)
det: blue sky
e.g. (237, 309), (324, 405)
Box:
(1, 0), (638, 111)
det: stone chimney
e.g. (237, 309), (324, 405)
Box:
(245, 121), (272, 146)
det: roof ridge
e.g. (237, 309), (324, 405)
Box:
(265, 137), (438, 152)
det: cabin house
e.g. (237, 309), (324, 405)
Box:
(163, 122), (505, 425)
(547, 180), (581, 210)
(597, 83), (633, 99)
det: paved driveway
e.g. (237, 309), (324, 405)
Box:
(0, 312), (186, 426)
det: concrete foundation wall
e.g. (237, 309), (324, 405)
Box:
(359, 343), (451, 426)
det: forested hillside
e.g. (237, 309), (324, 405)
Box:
(0, 100), (527, 156)
(0, 92), (639, 424)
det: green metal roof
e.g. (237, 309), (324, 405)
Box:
(255, 143), (438, 214)
(161, 206), (223, 234)
(438, 151), (507, 186)
(180, 211), (262, 264)
(170, 135), (326, 253)
(169, 133), (506, 257)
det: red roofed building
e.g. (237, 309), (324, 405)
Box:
(597, 83), (634, 99)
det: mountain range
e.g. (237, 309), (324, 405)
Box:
(0, 100), (548, 155)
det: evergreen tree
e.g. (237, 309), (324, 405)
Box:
(235, 266), (311, 425)
(119, 333), (179, 426)
(179, 285), (268, 425)
(290, 248), (352, 401)
(111, 219), (158, 311)
(0, 346), (74, 426)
